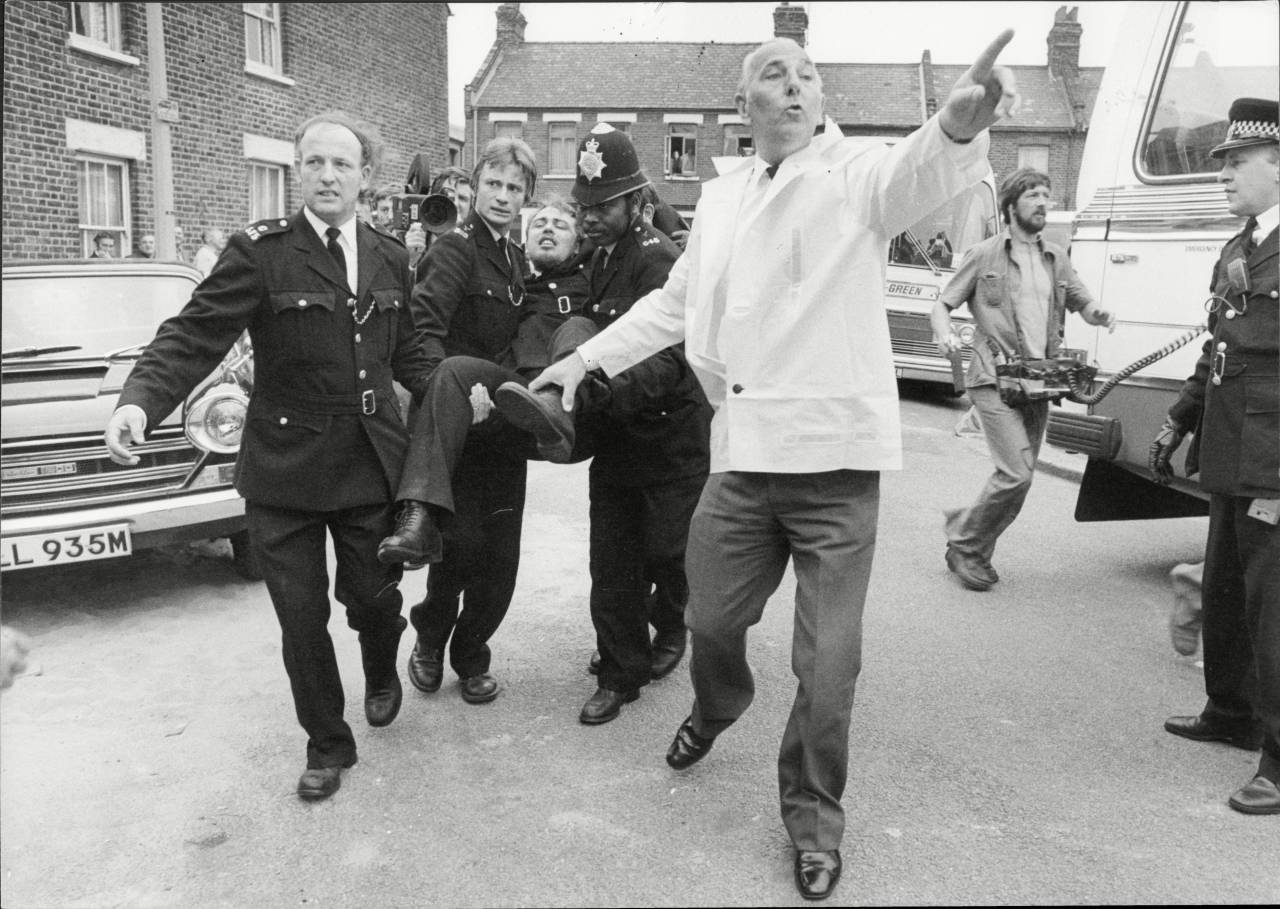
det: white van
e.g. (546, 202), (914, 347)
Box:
(1044, 0), (1279, 520)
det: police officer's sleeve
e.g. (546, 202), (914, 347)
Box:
(388, 248), (434, 401)
(117, 232), (262, 431)
(410, 229), (473, 374)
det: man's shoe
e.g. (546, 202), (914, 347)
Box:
(364, 673), (403, 727)
(460, 672), (499, 704)
(494, 382), (575, 463)
(945, 546), (994, 591)
(579, 686), (639, 725)
(1228, 776), (1280, 815)
(377, 501), (443, 567)
(297, 766), (343, 801)
(794, 849), (842, 901)
(650, 628), (687, 680)
(588, 650), (601, 675)
(666, 715), (715, 769)
(1163, 714), (1262, 751)
(407, 638), (444, 693)
(360, 616), (406, 727)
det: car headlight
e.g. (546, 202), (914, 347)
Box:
(184, 384), (249, 454)
(956, 323), (977, 347)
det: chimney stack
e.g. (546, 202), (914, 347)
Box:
(1047, 6), (1081, 82)
(496, 2), (527, 50)
(773, 2), (808, 47)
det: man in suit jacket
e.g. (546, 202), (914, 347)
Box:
(1151, 97), (1280, 815)
(529, 33), (1019, 900)
(104, 111), (431, 802)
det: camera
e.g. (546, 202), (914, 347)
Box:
(390, 152), (457, 236)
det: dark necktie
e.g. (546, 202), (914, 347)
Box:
(765, 163), (779, 179)
(1241, 216), (1258, 256)
(325, 226), (346, 278)
(498, 236), (511, 274)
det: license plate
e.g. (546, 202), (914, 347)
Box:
(0, 524), (132, 571)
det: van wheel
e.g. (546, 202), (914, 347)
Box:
(228, 529), (263, 581)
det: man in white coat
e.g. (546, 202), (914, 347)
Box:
(528, 32), (1019, 901)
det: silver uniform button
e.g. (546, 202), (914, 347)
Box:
(1217, 342), (1227, 351)
(355, 333), (362, 343)
(298, 299), (307, 307)
(609, 309), (616, 316)
(1212, 376), (1222, 386)
(278, 219), (288, 227)
(549, 282), (557, 290)
(359, 369), (367, 379)
(1271, 290), (1278, 299)
(1225, 310), (1236, 319)
(593, 304), (600, 312)
(279, 416), (288, 425)
(348, 297), (356, 306)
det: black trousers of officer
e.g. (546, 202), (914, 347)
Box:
(410, 438), (526, 678)
(590, 469), (704, 693)
(246, 500), (404, 770)
(1201, 492), (1280, 774)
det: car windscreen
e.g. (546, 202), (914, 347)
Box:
(2, 272), (195, 358)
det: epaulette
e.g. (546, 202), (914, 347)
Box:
(452, 222), (474, 238)
(641, 236), (661, 247)
(243, 218), (291, 242)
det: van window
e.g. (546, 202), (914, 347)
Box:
(888, 181), (997, 271)
(1139, 0), (1279, 180)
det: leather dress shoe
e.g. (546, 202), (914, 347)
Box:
(407, 638), (444, 693)
(666, 715), (715, 770)
(494, 382), (575, 463)
(377, 501), (443, 567)
(1164, 714), (1262, 751)
(945, 546), (994, 591)
(297, 766), (344, 801)
(794, 849), (842, 901)
(364, 672), (402, 727)
(650, 628), (687, 680)
(460, 672), (499, 704)
(588, 650), (601, 675)
(579, 686), (639, 725)
(360, 616), (406, 727)
(1228, 776), (1280, 815)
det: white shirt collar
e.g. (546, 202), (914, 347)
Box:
(1253, 203), (1279, 241)
(303, 206), (357, 251)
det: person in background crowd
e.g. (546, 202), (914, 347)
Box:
(372, 184), (399, 233)
(89, 232), (116, 258)
(1150, 96), (1280, 816)
(173, 225), (189, 263)
(194, 227), (227, 277)
(430, 166), (474, 223)
(526, 32), (1021, 901)
(127, 234), (156, 259)
(104, 110), (432, 803)
(497, 125), (710, 726)
(931, 168), (1113, 591)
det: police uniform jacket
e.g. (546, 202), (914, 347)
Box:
(1168, 223), (1280, 497)
(117, 209), (431, 511)
(413, 211), (527, 373)
(512, 248), (591, 375)
(588, 221), (711, 487)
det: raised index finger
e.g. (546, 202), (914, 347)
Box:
(967, 28), (1015, 81)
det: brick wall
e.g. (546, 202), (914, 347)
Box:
(3, 1), (449, 262)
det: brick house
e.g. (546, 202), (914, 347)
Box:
(2, 2), (450, 262)
(464, 3), (1101, 219)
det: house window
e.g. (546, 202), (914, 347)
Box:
(77, 155), (130, 257)
(1017, 145), (1050, 173)
(70, 2), (122, 50)
(723, 124), (754, 157)
(599, 121), (630, 137)
(494, 121), (523, 141)
(248, 162), (286, 221)
(548, 122), (577, 176)
(666, 125), (698, 178)
(244, 3), (282, 72)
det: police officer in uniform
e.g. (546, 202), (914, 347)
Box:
(1151, 97), (1280, 815)
(499, 125), (712, 724)
(104, 111), (430, 801)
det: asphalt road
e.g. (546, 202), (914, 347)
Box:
(2, 385), (1276, 907)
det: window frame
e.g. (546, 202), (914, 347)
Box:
(665, 124), (699, 180)
(547, 122), (578, 177)
(247, 160), (287, 222)
(1016, 144), (1050, 173)
(69, 1), (122, 50)
(722, 123), (754, 158)
(493, 121), (524, 141)
(243, 2), (285, 78)
(76, 153), (131, 258)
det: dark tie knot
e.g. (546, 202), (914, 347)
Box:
(325, 226), (341, 242)
(765, 163), (779, 180)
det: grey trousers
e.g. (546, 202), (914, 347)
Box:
(945, 384), (1050, 563)
(684, 469), (879, 851)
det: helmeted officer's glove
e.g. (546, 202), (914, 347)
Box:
(1148, 418), (1186, 485)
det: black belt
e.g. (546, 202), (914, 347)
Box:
(257, 386), (391, 415)
(1212, 350), (1279, 382)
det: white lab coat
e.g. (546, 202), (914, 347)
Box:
(578, 116), (990, 474)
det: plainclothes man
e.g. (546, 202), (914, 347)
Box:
(1150, 97), (1280, 815)
(930, 168), (1113, 590)
(105, 111), (431, 801)
(194, 227), (227, 277)
(528, 32), (1020, 901)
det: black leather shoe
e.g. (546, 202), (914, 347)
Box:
(494, 382), (575, 463)
(460, 672), (499, 704)
(1164, 714), (1262, 750)
(650, 628), (687, 680)
(297, 766), (343, 801)
(1228, 776), (1280, 815)
(360, 616), (406, 727)
(794, 849), (842, 901)
(945, 546), (994, 591)
(588, 650), (601, 675)
(579, 686), (639, 725)
(364, 673), (402, 727)
(377, 501), (443, 567)
(407, 638), (444, 693)
(666, 715), (715, 769)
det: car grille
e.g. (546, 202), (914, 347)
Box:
(887, 309), (973, 364)
(0, 425), (233, 516)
